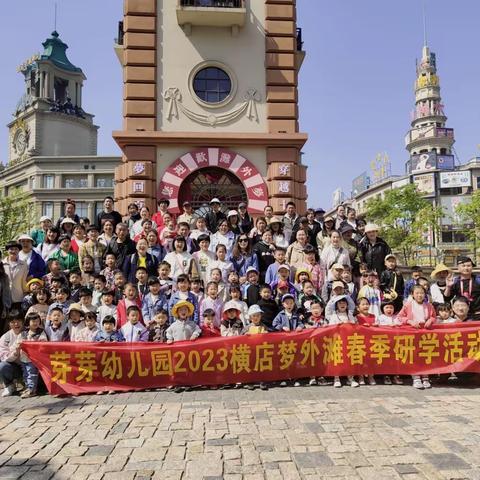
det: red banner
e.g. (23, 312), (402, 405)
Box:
(22, 324), (480, 395)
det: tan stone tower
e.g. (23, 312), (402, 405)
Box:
(113, 0), (308, 216)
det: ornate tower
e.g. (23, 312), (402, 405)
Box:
(113, 0), (308, 216)
(8, 31), (98, 166)
(405, 45), (455, 173)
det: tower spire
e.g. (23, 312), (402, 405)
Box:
(422, 0), (428, 47)
(54, 2), (58, 32)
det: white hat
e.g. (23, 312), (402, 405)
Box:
(39, 216), (51, 222)
(18, 234), (34, 242)
(248, 305), (263, 316)
(364, 223), (379, 233)
(210, 198), (221, 204)
(61, 217), (76, 225)
(246, 266), (259, 274)
(227, 210), (238, 218)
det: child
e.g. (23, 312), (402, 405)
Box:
(326, 296), (359, 388)
(94, 315), (125, 342)
(321, 264), (345, 303)
(210, 268), (229, 303)
(21, 278), (44, 314)
(380, 254), (404, 312)
(208, 244), (233, 283)
(355, 297), (377, 326)
(294, 269), (311, 292)
(113, 271), (127, 304)
(301, 245), (324, 294)
(256, 284), (279, 331)
(67, 303), (86, 341)
(298, 280), (322, 323)
(135, 266), (149, 300)
(79, 226), (106, 274)
(78, 287), (97, 314)
(43, 259), (67, 292)
(92, 275), (107, 308)
(190, 277), (204, 305)
(265, 246), (289, 285)
(192, 234), (215, 287)
(121, 305), (148, 342)
(168, 275), (199, 324)
(341, 266), (358, 302)
(227, 270), (240, 287)
(148, 310), (169, 342)
(166, 301), (201, 343)
(44, 306), (69, 341)
(47, 287), (72, 319)
(305, 301), (328, 386)
(97, 290), (117, 323)
(26, 288), (51, 325)
(357, 271), (382, 320)
(451, 297), (470, 322)
(221, 302), (244, 337)
(403, 266), (423, 299)
(117, 283), (143, 329)
(270, 265), (296, 298)
(158, 261), (174, 298)
(228, 284), (249, 326)
(397, 285), (436, 389)
(142, 277), (168, 327)
(0, 314), (24, 397)
(80, 255), (96, 288)
(78, 312), (100, 342)
(69, 269), (83, 302)
(200, 282), (224, 328)
(100, 253), (119, 290)
(19, 313), (47, 398)
(200, 309), (221, 337)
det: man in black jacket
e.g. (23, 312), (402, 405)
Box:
(96, 196), (123, 230)
(359, 223), (391, 276)
(104, 223), (136, 269)
(205, 198), (226, 234)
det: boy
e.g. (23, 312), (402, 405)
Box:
(142, 277), (168, 327)
(79, 226), (106, 274)
(158, 261), (174, 298)
(44, 306), (69, 341)
(270, 265), (296, 298)
(403, 266), (423, 299)
(78, 312), (100, 342)
(94, 315), (125, 342)
(67, 303), (86, 341)
(358, 271), (382, 319)
(273, 294), (304, 332)
(113, 271), (127, 304)
(0, 313), (24, 397)
(97, 290), (117, 323)
(452, 297), (470, 322)
(321, 264), (345, 303)
(380, 254), (405, 312)
(69, 269), (83, 302)
(148, 310), (169, 342)
(221, 302), (244, 337)
(92, 274), (107, 308)
(166, 301), (201, 342)
(79, 287), (97, 314)
(100, 253), (119, 290)
(121, 305), (148, 342)
(135, 266), (149, 300)
(265, 246), (289, 285)
(200, 309), (220, 337)
(168, 274), (199, 324)
(256, 284), (279, 331)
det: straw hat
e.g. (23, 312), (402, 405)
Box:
(171, 300), (195, 318)
(431, 263), (451, 279)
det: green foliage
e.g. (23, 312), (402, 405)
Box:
(364, 184), (442, 265)
(0, 189), (35, 251)
(455, 190), (480, 241)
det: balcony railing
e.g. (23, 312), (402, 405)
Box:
(405, 127), (455, 146)
(177, 0), (246, 30)
(180, 0), (242, 6)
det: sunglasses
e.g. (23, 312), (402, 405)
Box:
(239, 238), (249, 243)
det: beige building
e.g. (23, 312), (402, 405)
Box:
(113, 0), (308, 216)
(0, 31), (121, 221)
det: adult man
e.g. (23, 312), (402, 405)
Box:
(177, 222), (198, 254)
(152, 198), (170, 230)
(125, 203), (141, 230)
(2, 242), (28, 309)
(445, 256), (480, 320)
(358, 224), (391, 276)
(96, 196), (122, 230)
(238, 202), (253, 233)
(18, 235), (46, 279)
(282, 201), (300, 244)
(205, 198), (226, 234)
(30, 216), (52, 247)
(56, 200), (80, 229)
(105, 223), (136, 269)
(335, 204), (347, 230)
(177, 201), (198, 230)
(263, 205), (274, 224)
(314, 208), (325, 227)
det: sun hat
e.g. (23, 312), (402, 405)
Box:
(171, 300), (195, 318)
(227, 210), (238, 218)
(222, 300), (242, 319)
(26, 278), (44, 288)
(68, 303), (84, 315)
(210, 198), (221, 204)
(39, 215), (51, 222)
(246, 266), (259, 275)
(5, 241), (21, 250)
(269, 216), (282, 224)
(18, 234), (34, 242)
(332, 281), (345, 290)
(431, 263), (452, 279)
(331, 263), (344, 271)
(248, 305), (263, 316)
(61, 218), (76, 225)
(384, 254), (397, 262)
(364, 223), (379, 233)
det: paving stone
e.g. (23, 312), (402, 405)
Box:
(423, 453), (471, 471)
(293, 452), (334, 468)
(394, 465), (419, 474)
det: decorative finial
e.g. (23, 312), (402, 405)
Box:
(54, 2), (58, 32)
(422, 0), (428, 47)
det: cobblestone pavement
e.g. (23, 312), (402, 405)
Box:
(1, 381), (480, 480)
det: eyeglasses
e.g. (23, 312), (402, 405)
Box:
(239, 239), (249, 243)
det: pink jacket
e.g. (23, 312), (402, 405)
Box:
(396, 302), (436, 326)
(301, 262), (325, 294)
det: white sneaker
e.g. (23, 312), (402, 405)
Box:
(368, 375), (376, 386)
(384, 376), (392, 385)
(1, 385), (15, 397)
(422, 379), (431, 389)
(294, 381), (301, 387)
(333, 377), (342, 388)
(413, 379), (423, 389)
(350, 380), (359, 388)
(358, 376), (366, 385)
(393, 376), (403, 385)
(309, 378), (317, 386)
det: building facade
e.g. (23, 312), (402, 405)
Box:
(0, 31), (120, 221)
(113, 0), (308, 216)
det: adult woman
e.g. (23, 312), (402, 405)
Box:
(0, 263), (11, 328)
(2, 242), (27, 311)
(253, 229), (276, 283)
(342, 208), (358, 232)
(164, 236), (197, 281)
(123, 237), (159, 283)
(36, 227), (60, 262)
(286, 229), (309, 271)
(99, 220), (115, 247)
(209, 219), (235, 257)
(70, 224), (86, 254)
(316, 216), (335, 254)
(269, 217), (289, 249)
(358, 224), (391, 276)
(335, 204), (347, 230)
(340, 224), (360, 277)
(134, 219), (154, 243)
(18, 235), (46, 279)
(130, 206), (157, 238)
(238, 203), (253, 233)
(230, 235), (259, 283)
(146, 230), (165, 263)
(190, 216), (211, 241)
(227, 210), (241, 236)
(60, 218), (76, 237)
(249, 217), (267, 244)
(49, 235), (79, 274)
(320, 230), (351, 273)
(354, 218), (366, 242)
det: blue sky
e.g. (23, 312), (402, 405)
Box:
(1, 0), (479, 209)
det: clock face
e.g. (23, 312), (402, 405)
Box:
(13, 129), (27, 155)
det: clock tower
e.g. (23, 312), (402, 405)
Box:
(8, 31), (98, 166)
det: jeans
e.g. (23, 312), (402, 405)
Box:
(0, 361), (22, 387)
(21, 362), (39, 391)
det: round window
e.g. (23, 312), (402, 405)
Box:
(192, 67), (232, 104)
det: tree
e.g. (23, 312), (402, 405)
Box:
(454, 190), (480, 240)
(364, 184), (442, 265)
(0, 189), (36, 251)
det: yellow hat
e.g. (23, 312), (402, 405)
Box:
(431, 263), (451, 279)
(295, 268), (311, 283)
(26, 278), (44, 288)
(171, 300), (195, 318)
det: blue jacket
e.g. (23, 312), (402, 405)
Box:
(272, 310), (304, 331)
(27, 250), (46, 279)
(94, 330), (125, 342)
(142, 292), (168, 325)
(122, 252), (159, 283)
(229, 253), (259, 278)
(168, 291), (199, 325)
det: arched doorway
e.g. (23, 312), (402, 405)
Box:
(178, 167), (248, 216)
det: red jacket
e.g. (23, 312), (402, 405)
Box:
(200, 324), (221, 338)
(396, 301), (436, 326)
(356, 313), (376, 326)
(116, 298), (144, 329)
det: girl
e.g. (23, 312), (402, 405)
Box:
(377, 302), (402, 386)
(355, 297), (377, 386)
(208, 244), (233, 283)
(358, 271), (382, 319)
(209, 219), (235, 256)
(230, 236), (259, 284)
(26, 288), (51, 325)
(158, 212), (176, 252)
(99, 220), (115, 247)
(146, 230), (165, 263)
(164, 236), (197, 281)
(301, 245), (324, 295)
(252, 229), (276, 283)
(192, 234), (216, 287)
(220, 302), (244, 337)
(199, 282), (224, 328)
(306, 301), (328, 386)
(397, 285), (436, 389)
(228, 284), (249, 326)
(36, 227), (60, 262)
(70, 224), (86, 254)
(49, 235), (79, 274)
(116, 283), (143, 329)
(80, 255), (96, 288)
(269, 217), (289, 249)
(249, 217), (267, 244)
(210, 268), (229, 303)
